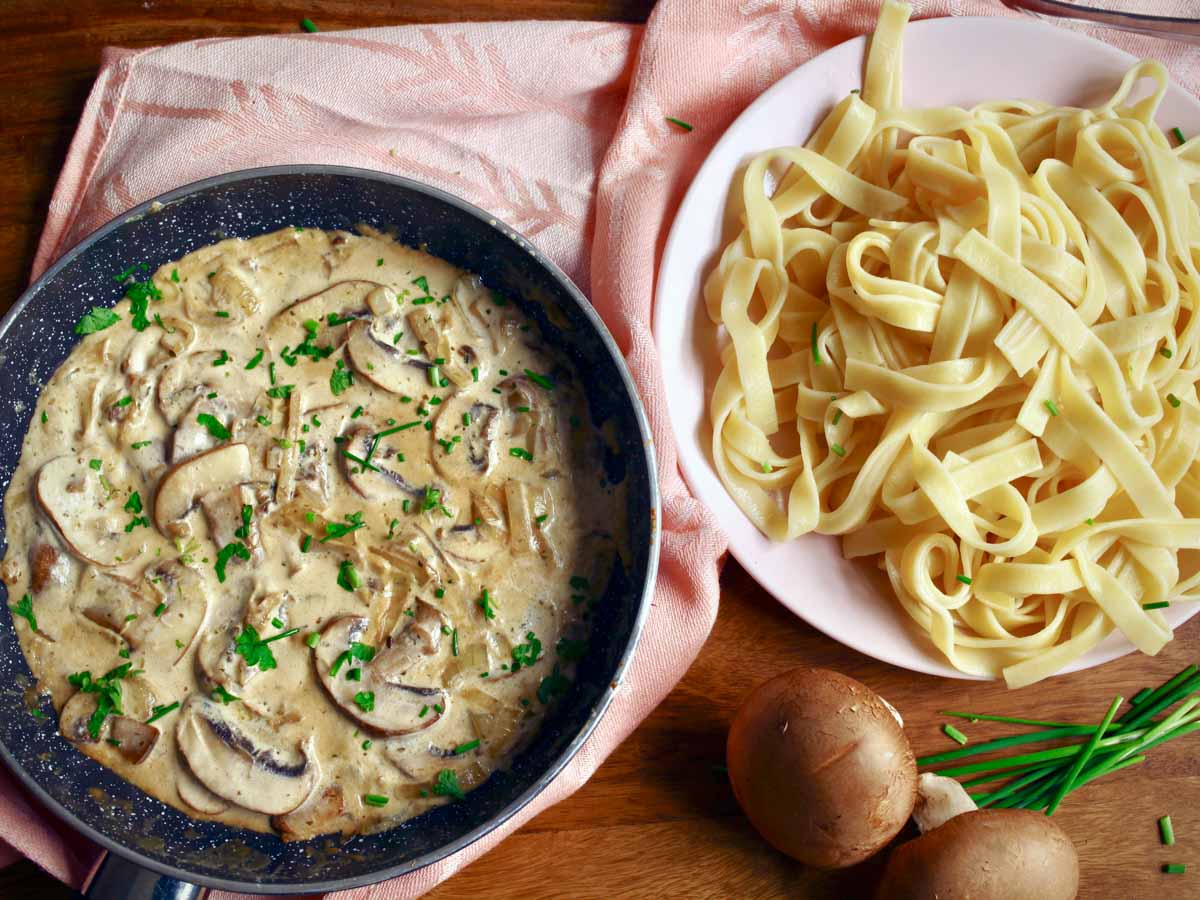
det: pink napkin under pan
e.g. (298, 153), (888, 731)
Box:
(7, 1), (1195, 896)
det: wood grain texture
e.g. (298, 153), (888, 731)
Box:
(0, 2), (1196, 899)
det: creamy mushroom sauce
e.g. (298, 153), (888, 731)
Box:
(0, 227), (625, 840)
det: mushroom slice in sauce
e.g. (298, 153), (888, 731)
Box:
(315, 616), (447, 736)
(265, 280), (380, 353)
(29, 542), (61, 594)
(433, 396), (500, 483)
(154, 443), (253, 536)
(176, 696), (317, 816)
(79, 571), (157, 645)
(35, 451), (142, 568)
(271, 784), (347, 842)
(176, 761), (230, 815)
(157, 352), (225, 426)
(140, 560), (209, 665)
(108, 716), (160, 764)
(187, 265), (260, 325)
(59, 672), (161, 744)
(338, 422), (441, 505)
(171, 395), (240, 465)
(345, 320), (432, 397)
(200, 482), (266, 564)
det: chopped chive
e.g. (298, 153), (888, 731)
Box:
(1169, 394), (1182, 408)
(1171, 126), (1187, 145)
(453, 739), (481, 755)
(471, 366), (479, 382)
(832, 409), (843, 425)
(1161, 346), (1174, 358)
(1086, 517), (1095, 525)
(944, 724), (969, 745)
(524, 369), (555, 390)
(451, 628), (459, 656)
(245, 349), (264, 370)
(811, 321), (821, 365)
(462, 412), (471, 427)
(1144, 601), (1171, 610)
(1045, 399), (1059, 416)
(305, 632), (320, 648)
(363, 794), (389, 807)
(145, 701), (180, 724)
(1160, 815), (1176, 846)
(830, 443), (846, 457)
(956, 574), (972, 585)
(1164, 863), (1186, 875)
(510, 447), (534, 462)
(664, 116), (694, 132)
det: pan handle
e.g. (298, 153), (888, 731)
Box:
(75, 850), (208, 900)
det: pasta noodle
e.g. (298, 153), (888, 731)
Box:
(703, 0), (1200, 686)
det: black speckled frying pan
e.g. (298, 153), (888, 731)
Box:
(0, 166), (658, 898)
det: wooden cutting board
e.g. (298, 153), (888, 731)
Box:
(1, 2), (1196, 898)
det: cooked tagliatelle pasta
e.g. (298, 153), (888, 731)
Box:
(704, 0), (1200, 687)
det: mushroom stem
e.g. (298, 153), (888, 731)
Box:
(913, 772), (977, 834)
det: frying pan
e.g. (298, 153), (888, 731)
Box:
(0, 166), (659, 897)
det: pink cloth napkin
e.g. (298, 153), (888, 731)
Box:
(9, 1), (1198, 896)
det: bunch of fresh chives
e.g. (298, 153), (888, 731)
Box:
(917, 664), (1200, 814)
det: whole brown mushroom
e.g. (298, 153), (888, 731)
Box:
(876, 807), (1079, 900)
(726, 666), (918, 869)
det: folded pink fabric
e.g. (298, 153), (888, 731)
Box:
(11, 1), (1197, 896)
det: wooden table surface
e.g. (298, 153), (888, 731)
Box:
(1, 2), (1196, 898)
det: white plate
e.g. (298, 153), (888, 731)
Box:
(655, 15), (1200, 680)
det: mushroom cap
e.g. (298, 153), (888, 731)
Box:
(875, 809), (1079, 900)
(726, 666), (917, 869)
(176, 696), (316, 816)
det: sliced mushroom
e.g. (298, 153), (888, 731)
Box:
(271, 784), (346, 842)
(156, 352), (220, 426)
(200, 482), (266, 564)
(35, 451), (143, 567)
(433, 395), (500, 483)
(345, 320), (432, 397)
(315, 616), (447, 736)
(59, 672), (160, 744)
(176, 761), (230, 814)
(140, 560), (209, 665)
(108, 716), (160, 764)
(172, 395), (240, 464)
(78, 570), (157, 645)
(407, 305), (474, 388)
(196, 625), (260, 702)
(154, 443), (252, 536)
(265, 280), (381, 354)
(29, 542), (60, 593)
(370, 524), (450, 586)
(59, 691), (103, 744)
(338, 421), (441, 505)
(185, 265), (260, 324)
(176, 696), (316, 816)
(439, 520), (505, 565)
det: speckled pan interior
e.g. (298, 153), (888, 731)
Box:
(0, 166), (658, 894)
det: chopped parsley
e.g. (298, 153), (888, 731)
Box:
(74, 307), (121, 336)
(665, 116), (694, 132)
(320, 511), (366, 543)
(196, 413), (230, 440)
(510, 632), (541, 672)
(509, 447), (534, 462)
(537, 664), (570, 704)
(433, 768), (464, 801)
(234, 503), (253, 540)
(113, 396), (133, 408)
(329, 641), (376, 677)
(214, 540), (250, 582)
(88, 458), (102, 471)
(330, 359), (354, 395)
(131, 440), (152, 449)
(266, 384), (294, 400)
(233, 623), (299, 671)
(353, 691), (375, 712)
(123, 491), (149, 533)
(9, 594), (37, 632)
(67, 663), (136, 738)
(211, 685), (240, 704)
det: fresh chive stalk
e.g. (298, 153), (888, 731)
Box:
(1160, 815), (1176, 846)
